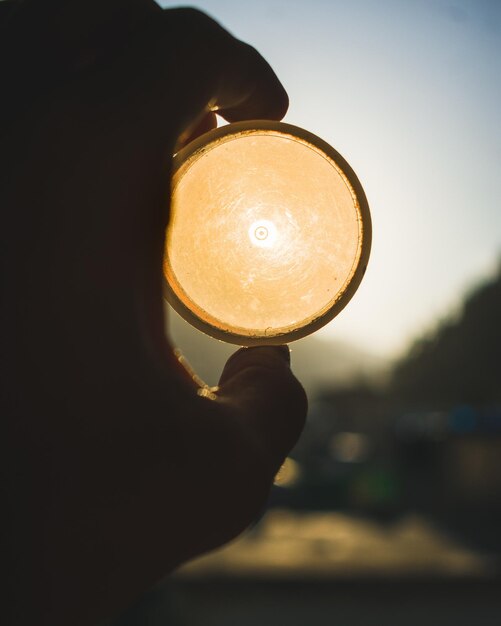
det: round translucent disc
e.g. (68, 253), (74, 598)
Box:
(164, 121), (371, 345)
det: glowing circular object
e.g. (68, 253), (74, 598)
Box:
(163, 121), (371, 345)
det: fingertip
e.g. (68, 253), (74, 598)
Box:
(268, 344), (290, 364)
(217, 344), (307, 465)
(216, 42), (289, 123)
(274, 84), (289, 120)
(219, 78), (288, 122)
(156, 8), (289, 125)
(219, 345), (291, 386)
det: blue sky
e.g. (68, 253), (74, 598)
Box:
(161, 0), (501, 358)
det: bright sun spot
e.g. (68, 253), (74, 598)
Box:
(248, 219), (278, 248)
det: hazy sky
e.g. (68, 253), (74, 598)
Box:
(161, 0), (501, 358)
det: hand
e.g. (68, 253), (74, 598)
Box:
(2, 2), (307, 625)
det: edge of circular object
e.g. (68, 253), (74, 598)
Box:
(163, 120), (372, 346)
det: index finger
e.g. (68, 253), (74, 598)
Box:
(111, 7), (289, 146)
(159, 8), (289, 124)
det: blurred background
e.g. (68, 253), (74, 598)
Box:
(117, 0), (501, 624)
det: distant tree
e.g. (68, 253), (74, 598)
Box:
(391, 263), (501, 405)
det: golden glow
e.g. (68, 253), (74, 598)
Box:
(248, 219), (278, 248)
(196, 385), (219, 401)
(174, 348), (218, 398)
(164, 122), (370, 345)
(274, 457), (301, 488)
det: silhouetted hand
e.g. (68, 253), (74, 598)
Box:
(1, 2), (306, 625)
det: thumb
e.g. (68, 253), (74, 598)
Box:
(216, 346), (307, 471)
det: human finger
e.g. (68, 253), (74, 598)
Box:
(98, 7), (289, 149)
(216, 346), (307, 470)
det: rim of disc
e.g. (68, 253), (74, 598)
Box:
(163, 120), (372, 346)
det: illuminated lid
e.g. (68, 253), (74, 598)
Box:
(163, 120), (371, 345)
